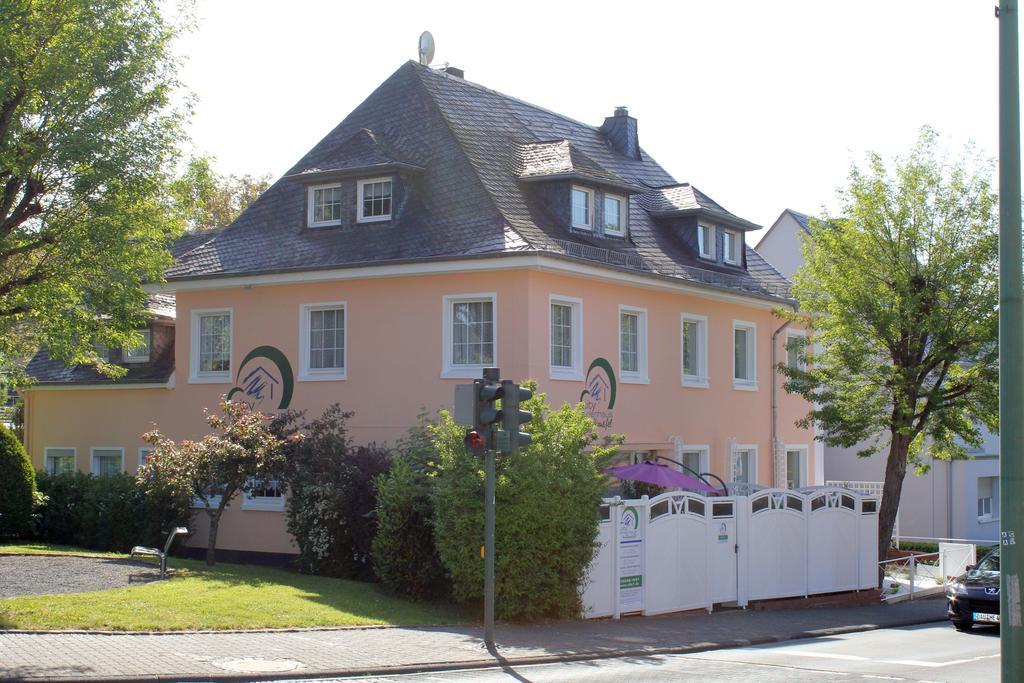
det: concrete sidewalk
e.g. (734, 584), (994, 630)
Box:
(0, 598), (947, 682)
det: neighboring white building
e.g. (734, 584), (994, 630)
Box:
(756, 209), (1000, 543)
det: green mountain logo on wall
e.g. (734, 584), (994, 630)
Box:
(226, 346), (294, 410)
(580, 357), (615, 428)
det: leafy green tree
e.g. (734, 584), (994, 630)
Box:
(430, 386), (618, 619)
(171, 155), (270, 233)
(782, 128), (998, 565)
(141, 398), (301, 565)
(0, 423), (35, 537)
(0, 0), (188, 377)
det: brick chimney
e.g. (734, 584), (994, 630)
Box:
(600, 106), (640, 160)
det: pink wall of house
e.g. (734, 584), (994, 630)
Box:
(24, 264), (814, 556)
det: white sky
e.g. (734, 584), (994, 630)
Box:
(174, 0), (1003, 244)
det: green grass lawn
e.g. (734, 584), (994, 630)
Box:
(0, 544), (462, 631)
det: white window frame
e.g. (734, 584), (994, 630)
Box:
(189, 308), (233, 384)
(723, 229), (741, 265)
(548, 295), (583, 381)
(680, 313), (709, 388)
(307, 182), (343, 228)
(44, 447), (76, 476)
(299, 301), (347, 381)
(356, 176), (393, 224)
(785, 444), (809, 489)
(618, 305), (649, 384)
(90, 447), (124, 476)
(242, 478), (286, 512)
(191, 490), (224, 510)
(138, 447), (154, 469)
(442, 293), (497, 379)
(603, 193), (625, 236)
(786, 330), (808, 371)
(571, 185), (594, 230)
(732, 320), (758, 390)
(123, 328), (151, 363)
(680, 446), (710, 477)
(732, 444), (759, 486)
(697, 223), (715, 259)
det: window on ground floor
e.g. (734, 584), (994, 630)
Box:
(786, 446), (808, 489)
(45, 447), (76, 475)
(243, 478), (285, 511)
(91, 448), (124, 476)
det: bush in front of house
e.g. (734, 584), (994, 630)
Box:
(428, 385), (618, 620)
(371, 416), (449, 600)
(275, 405), (392, 580)
(34, 471), (191, 552)
(0, 424), (36, 538)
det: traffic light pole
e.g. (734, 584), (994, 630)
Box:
(484, 443), (496, 650)
(481, 367), (499, 651)
(1000, 2), (1024, 679)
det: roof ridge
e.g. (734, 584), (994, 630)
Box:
(409, 62), (536, 249)
(409, 61), (604, 135)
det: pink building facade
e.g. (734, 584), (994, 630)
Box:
(24, 62), (815, 560)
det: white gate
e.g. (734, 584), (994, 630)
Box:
(581, 487), (878, 618)
(746, 489), (808, 601)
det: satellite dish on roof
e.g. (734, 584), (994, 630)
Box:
(418, 31), (435, 66)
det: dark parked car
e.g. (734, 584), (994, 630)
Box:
(946, 547), (1000, 631)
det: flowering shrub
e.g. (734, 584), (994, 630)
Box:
(141, 398), (299, 565)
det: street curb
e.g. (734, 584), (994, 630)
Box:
(1, 611), (948, 683)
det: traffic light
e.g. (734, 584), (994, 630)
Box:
(500, 380), (533, 453)
(473, 377), (504, 448)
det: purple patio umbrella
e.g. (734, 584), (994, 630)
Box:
(604, 460), (720, 494)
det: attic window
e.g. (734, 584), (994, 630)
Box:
(697, 224), (715, 259)
(357, 177), (392, 223)
(123, 329), (151, 363)
(603, 194), (625, 236)
(723, 229), (741, 265)
(308, 184), (343, 227)
(571, 186), (593, 229)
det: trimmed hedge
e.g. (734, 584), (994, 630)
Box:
(34, 471), (191, 552)
(0, 424), (35, 538)
(372, 419), (448, 600)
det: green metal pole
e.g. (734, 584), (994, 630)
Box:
(484, 446), (495, 649)
(1000, 2), (1024, 679)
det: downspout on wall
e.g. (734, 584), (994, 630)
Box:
(771, 320), (791, 488)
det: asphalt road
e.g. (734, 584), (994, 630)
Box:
(297, 621), (999, 682)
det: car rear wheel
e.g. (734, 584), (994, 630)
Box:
(953, 620), (974, 632)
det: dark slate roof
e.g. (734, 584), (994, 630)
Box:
(785, 208), (813, 233)
(285, 128), (424, 181)
(513, 140), (642, 192)
(638, 184), (759, 231)
(166, 61), (791, 301)
(26, 321), (175, 386)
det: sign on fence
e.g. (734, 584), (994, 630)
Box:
(618, 505), (644, 612)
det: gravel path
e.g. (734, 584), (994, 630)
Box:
(0, 555), (163, 598)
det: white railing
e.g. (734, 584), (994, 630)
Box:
(879, 541), (979, 603)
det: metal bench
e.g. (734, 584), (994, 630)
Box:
(130, 527), (188, 577)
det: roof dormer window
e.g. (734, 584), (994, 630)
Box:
(697, 224), (715, 260)
(357, 177), (392, 223)
(571, 186), (593, 230)
(308, 183), (343, 228)
(603, 193), (625, 237)
(723, 229), (741, 265)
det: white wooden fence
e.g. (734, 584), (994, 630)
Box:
(581, 486), (879, 618)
